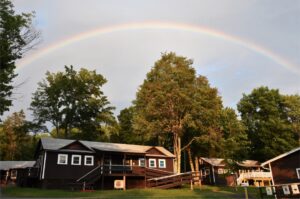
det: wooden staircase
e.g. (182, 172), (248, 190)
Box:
(147, 171), (200, 189)
(75, 165), (102, 189)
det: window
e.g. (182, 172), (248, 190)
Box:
(84, 155), (94, 166)
(296, 168), (300, 179)
(218, 168), (224, 174)
(57, 154), (68, 165)
(139, 158), (145, 167)
(10, 170), (17, 179)
(158, 159), (166, 168)
(149, 159), (156, 168)
(71, 155), (81, 165)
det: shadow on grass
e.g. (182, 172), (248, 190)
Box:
(1, 185), (264, 199)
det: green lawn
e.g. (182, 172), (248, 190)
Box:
(0, 185), (266, 198)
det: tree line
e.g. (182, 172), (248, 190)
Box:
(0, 0), (299, 173)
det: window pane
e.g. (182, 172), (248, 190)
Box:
(74, 157), (79, 164)
(159, 159), (165, 168)
(139, 158), (145, 167)
(86, 157), (92, 164)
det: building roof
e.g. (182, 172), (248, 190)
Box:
(236, 160), (261, 168)
(0, 161), (36, 170)
(261, 147), (300, 167)
(200, 157), (226, 167)
(40, 138), (175, 157)
(200, 157), (262, 168)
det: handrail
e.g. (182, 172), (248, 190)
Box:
(147, 171), (197, 181)
(77, 165), (101, 182)
(145, 167), (175, 175)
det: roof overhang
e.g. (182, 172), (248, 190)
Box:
(261, 147), (300, 167)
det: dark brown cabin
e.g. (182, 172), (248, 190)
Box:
(199, 157), (271, 186)
(261, 147), (300, 198)
(29, 138), (175, 190)
(262, 147), (300, 185)
(0, 161), (35, 186)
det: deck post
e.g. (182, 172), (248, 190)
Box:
(190, 173), (194, 190)
(244, 187), (248, 199)
(123, 175), (126, 190)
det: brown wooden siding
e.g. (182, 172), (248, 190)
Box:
(146, 157), (174, 172)
(61, 141), (91, 151)
(146, 148), (165, 156)
(44, 151), (98, 180)
(271, 150), (300, 185)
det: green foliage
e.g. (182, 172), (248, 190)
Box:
(110, 107), (139, 144)
(0, 110), (37, 160)
(0, 0), (39, 115)
(30, 66), (116, 140)
(237, 86), (299, 161)
(133, 52), (223, 172)
(219, 108), (249, 161)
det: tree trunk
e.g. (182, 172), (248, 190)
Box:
(187, 147), (195, 172)
(177, 137), (181, 173)
(173, 133), (182, 173)
(194, 156), (200, 185)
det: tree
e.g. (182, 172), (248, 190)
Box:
(0, 0), (40, 115)
(30, 66), (116, 140)
(0, 110), (36, 160)
(219, 107), (249, 161)
(237, 86), (299, 161)
(133, 52), (223, 173)
(110, 107), (139, 144)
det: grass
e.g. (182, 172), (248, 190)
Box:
(0, 185), (266, 198)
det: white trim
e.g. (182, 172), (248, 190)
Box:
(269, 163), (275, 185)
(261, 147), (300, 166)
(296, 168), (300, 179)
(84, 155), (94, 166)
(71, 155), (81, 165)
(42, 152), (47, 179)
(149, 158), (156, 168)
(158, 159), (166, 168)
(138, 158), (145, 167)
(57, 154), (68, 165)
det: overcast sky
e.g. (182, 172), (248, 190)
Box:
(4, 0), (300, 123)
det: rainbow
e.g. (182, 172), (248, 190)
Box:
(17, 21), (300, 74)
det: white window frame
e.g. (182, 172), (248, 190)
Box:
(296, 168), (300, 179)
(84, 155), (94, 166)
(57, 154), (68, 165)
(158, 159), (166, 168)
(149, 158), (156, 168)
(139, 158), (145, 167)
(71, 155), (81, 165)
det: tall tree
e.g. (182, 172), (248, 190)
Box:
(0, 0), (39, 115)
(30, 66), (116, 140)
(237, 86), (299, 161)
(133, 52), (223, 173)
(110, 107), (139, 144)
(219, 107), (249, 161)
(0, 110), (36, 160)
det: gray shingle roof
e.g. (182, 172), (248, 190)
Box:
(41, 138), (175, 157)
(0, 161), (36, 170)
(200, 157), (226, 166)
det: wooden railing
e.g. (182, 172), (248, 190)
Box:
(258, 182), (300, 199)
(237, 171), (272, 185)
(147, 171), (200, 189)
(145, 167), (174, 179)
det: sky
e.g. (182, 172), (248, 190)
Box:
(4, 0), (300, 124)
